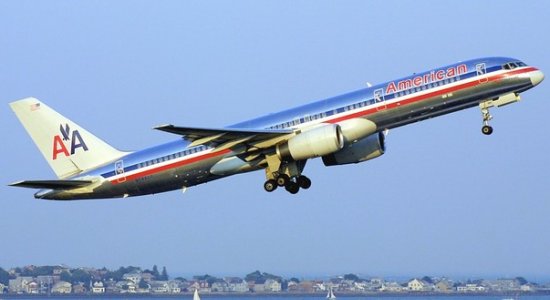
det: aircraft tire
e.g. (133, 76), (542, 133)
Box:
(264, 180), (277, 192)
(285, 181), (299, 194)
(276, 174), (290, 187)
(482, 125), (493, 135)
(297, 176), (311, 189)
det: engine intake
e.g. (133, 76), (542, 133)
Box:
(277, 124), (344, 161)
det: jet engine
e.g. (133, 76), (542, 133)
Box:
(277, 124), (344, 161)
(322, 132), (385, 166)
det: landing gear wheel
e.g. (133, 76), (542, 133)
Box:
(285, 181), (299, 194)
(296, 176), (311, 189)
(482, 125), (493, 135)
(264, 180), (277, 192)
(276, 174), (290, 187)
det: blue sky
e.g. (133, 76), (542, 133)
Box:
(1, 1), (549, 281)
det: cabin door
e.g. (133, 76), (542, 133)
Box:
(374, 88), (386, 111)
(476, 63), (488, 83)
(115, 160), (126, 183)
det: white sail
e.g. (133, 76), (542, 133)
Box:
(193, 289), (201, 300)
(327, 287), (336, 299)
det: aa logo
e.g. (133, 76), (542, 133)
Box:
(52, 123), (89, 160)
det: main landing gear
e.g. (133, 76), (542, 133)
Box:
(264, 174), (311, 194)
(479, 101), (494, 135)
(262, 155), (311, 194)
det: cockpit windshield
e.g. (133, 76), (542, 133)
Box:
(503, 61), (527, 70)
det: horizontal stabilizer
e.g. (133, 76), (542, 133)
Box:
(9, 180), (92, 190)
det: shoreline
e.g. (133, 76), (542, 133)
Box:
(1, 291), (550, 298)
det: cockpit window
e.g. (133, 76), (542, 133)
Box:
(503, 62), (519, 70)
(503, 61), (527, 70)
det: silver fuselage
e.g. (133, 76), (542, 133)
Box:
(36, 57), (544, 200)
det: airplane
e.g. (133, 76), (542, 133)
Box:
(9, 57), (544, 200)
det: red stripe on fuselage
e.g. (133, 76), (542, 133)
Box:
(325, 67), (537, 124)
(111, 67), (537, 184)
(110, 149), (231, 184)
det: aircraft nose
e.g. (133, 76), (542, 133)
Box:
(530, 69), (544, 86)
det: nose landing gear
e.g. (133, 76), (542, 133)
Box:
(479, 101), (494, 135)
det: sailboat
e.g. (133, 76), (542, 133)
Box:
(193, 289), (201, 300)
(326, 287), (336, 299)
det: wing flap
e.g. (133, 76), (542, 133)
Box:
(9, 180), (92, 190)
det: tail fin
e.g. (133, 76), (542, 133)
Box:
(10, 97), (128, 179)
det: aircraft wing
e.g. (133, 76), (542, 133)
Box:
(9, 180), (93, 190)
(154, 124), (294, 149)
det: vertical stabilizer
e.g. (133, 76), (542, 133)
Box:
(10, 97), (128, 178)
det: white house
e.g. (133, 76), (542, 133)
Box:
(457, 283), (486, 292)
(380, 281), (406, 292)
(225, 277), (248, 292)
(168, 281), (181, 293)
(92, 281), (105, 293)
(264, 279), (282, 292)
(150, 281), (169, 294)
(51, 281), (72, 294)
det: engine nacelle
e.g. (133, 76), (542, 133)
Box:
(322, 132), (385, 166)
(337, 118), (377, 144)
(277, 124), (344, 161)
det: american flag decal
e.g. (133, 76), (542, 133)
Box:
(30, 103), (41, 111)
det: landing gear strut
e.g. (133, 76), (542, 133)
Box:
(479, 102), (494, 135)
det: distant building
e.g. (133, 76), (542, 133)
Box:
(188, 280), (211, 293)
(0, 283), (6, 294)
(92, 281), (105, 294)
(36, 275), (60, 288)
(298, 280), (314, 293)
(380, 281), (406, 292)
(150, 281), (169, 294)
(252, 283), (265, 292)
(211, 280), (229, 292)
(435, 279), (454, 293)
(51, 281), (72, 294)
(264, 279), (281, 292)
(122, 273), (142, 285)
(521, 283), (536, 292)
(482, 279), (521, 291)
(27, 281), (39, 294)
(167, 280), (181, 293)
(9, 276), (34, 293)
(457, 283), (486, 292)
(225, 277), (248, 292)
(72, 282), (86, 294)
(407, 278), (433, 291)
(117, 280), (137, 293)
